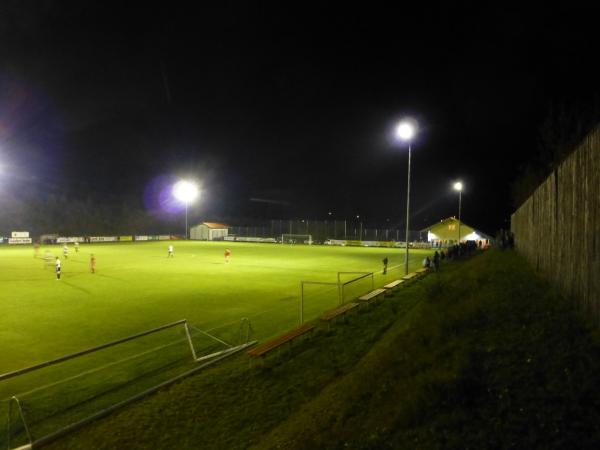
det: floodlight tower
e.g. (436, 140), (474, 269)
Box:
(453, 181), (463, 244)
(395, 120), (417, 275)
(172, 180), (199, 239)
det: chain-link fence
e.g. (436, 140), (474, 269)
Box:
(229, 219), (425, 243)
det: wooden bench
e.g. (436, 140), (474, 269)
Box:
(383, 279), (404, 295)
(401, 272), (419, 281)
(357, 288), (386, 304)
(415, 268), (429, 276)
(321, 302), (359, 327)
(247, 323), (315, 360)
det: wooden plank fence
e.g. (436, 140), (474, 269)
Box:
(511, 125), (600, 322)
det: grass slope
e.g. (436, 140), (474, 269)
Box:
(256, 250), (600, 449)
(46, 249), (600, 449)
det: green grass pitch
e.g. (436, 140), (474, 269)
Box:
(0, 241), (429, 444)
(0, 241), (428, 373)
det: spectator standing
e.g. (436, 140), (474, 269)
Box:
(433, 251), (440, 272)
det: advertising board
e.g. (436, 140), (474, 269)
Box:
(9, 238), (32, 245)
(57, 237), (85, 243)
(89, 236), (118, 242)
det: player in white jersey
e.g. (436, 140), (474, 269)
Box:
(168, 245), (174, 258)
(55, 257), (61, 280)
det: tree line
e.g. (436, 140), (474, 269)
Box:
(511, 95), (600, 208)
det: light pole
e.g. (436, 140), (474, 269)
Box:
(453, 181), (463, 244)
(328, 211), (335, 238)
(173, 180), (199, 239)
(396, 120), (417, 275)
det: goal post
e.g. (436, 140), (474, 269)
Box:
(1, 320), (256, 450)
(298, 272), (376, 324)
(281, 234), (313, 245)
(337, 272), (374, 303)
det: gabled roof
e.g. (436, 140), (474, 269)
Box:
(200, 222), (229, 229)
(421, 217), (467, 232)
(421, 217), (491, 240)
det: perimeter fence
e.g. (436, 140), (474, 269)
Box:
(229, 220), (424, 243)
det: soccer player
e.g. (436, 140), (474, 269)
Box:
(33, 242), (40, 258)
(55, 257), (61, 280)
(224, 248), (231, 263)
(75, 241), (79, 253)
(168, 245), (174, 258)
(63, 244), (68, 259)
(382, 256), (388, 275)
(90, 254), (96, 274)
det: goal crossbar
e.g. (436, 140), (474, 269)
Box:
(336, 271), (374, 286)
(0, 319), (254, 383)
(0, 320), (188, 382)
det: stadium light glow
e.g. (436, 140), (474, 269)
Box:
(172, 180), (200, 240)
(172, 180), (199, 203)
(395, 120), (416, 141)
(453, 181), (463, 192)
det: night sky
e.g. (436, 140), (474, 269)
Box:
(1, 4), (599, 234)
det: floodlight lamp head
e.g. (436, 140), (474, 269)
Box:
(395, 120), (416, 142)
(173, 180), (199, 203)
(453, 181), (463, 192)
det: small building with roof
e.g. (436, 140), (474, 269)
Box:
(421, 217), (492, 247)
(190, 222), (229, 241)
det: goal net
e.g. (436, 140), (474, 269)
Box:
(281, 234), (313, 245)
(1, 320), (254, 449)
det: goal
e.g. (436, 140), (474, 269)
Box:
(1, 320), (255, 450)
(281, 234), (313, 245)
(338, 272), (374, 303)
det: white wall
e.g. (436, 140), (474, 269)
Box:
(190, 225), (228, 240)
